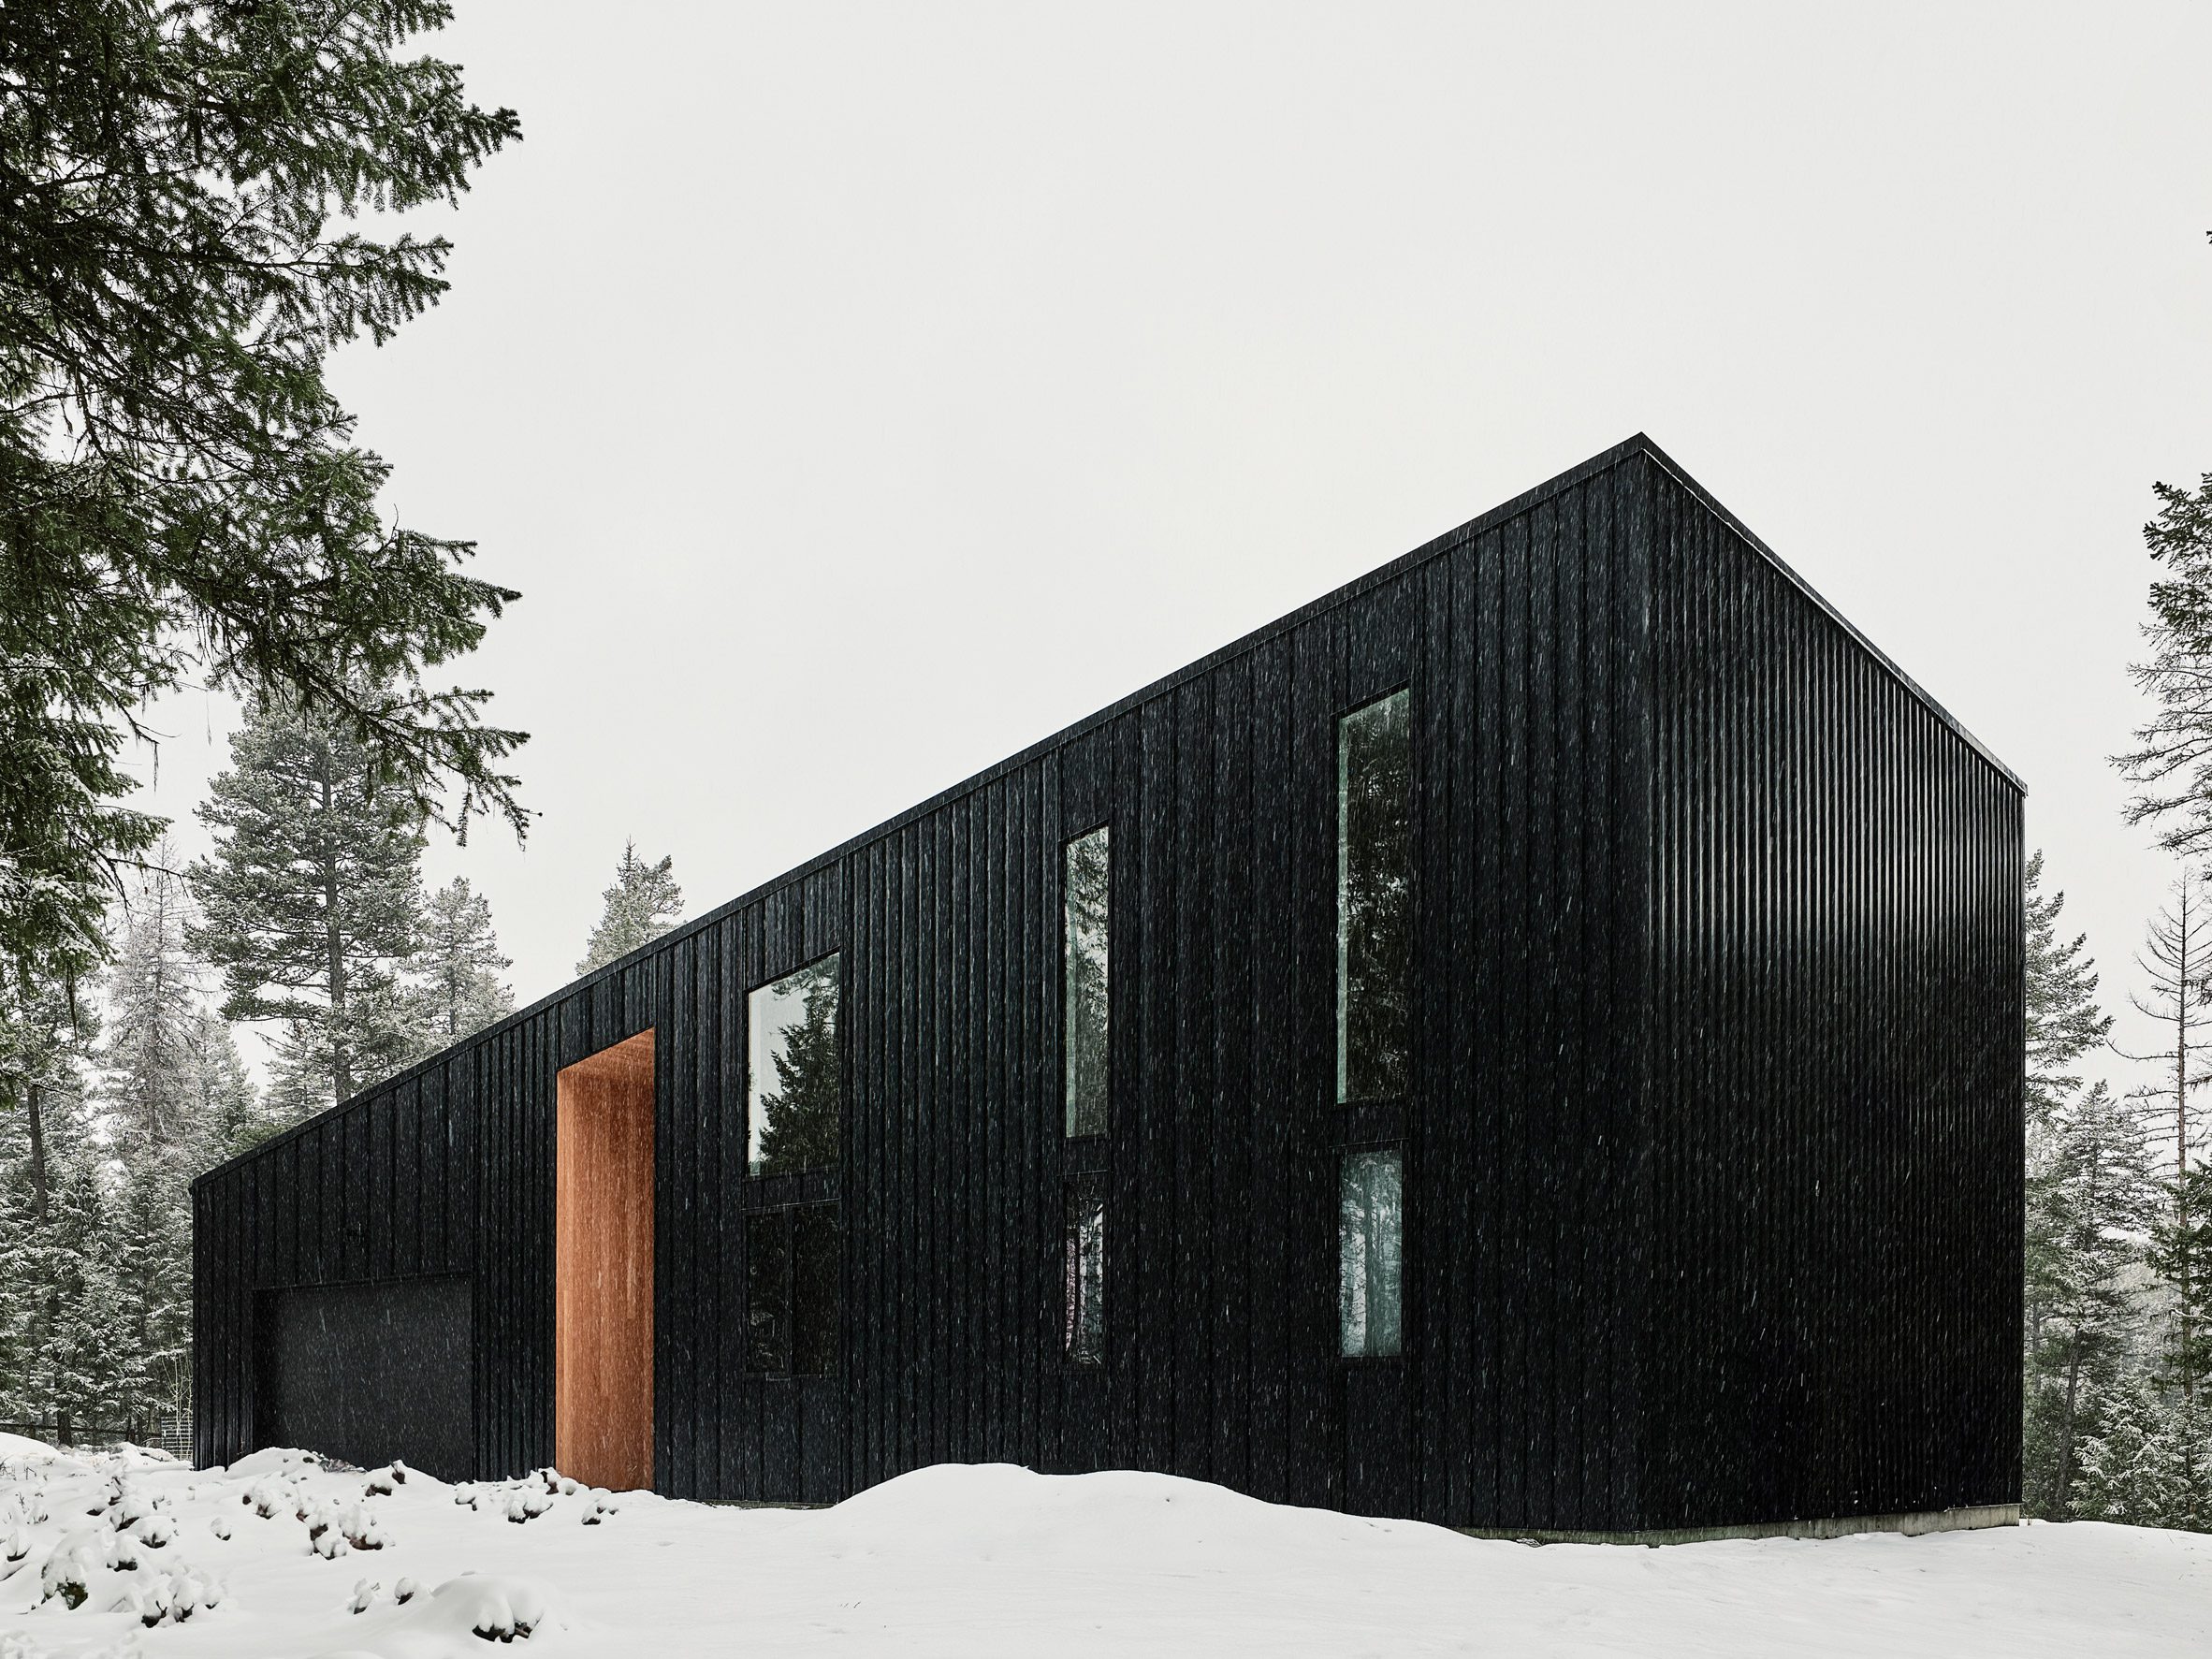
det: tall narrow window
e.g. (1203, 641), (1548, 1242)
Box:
(1063, 826), (1111, 1137)
(791, 1204), (840, 1377)
(746, 1203), (839, 1376)
(1063, 1171), (1106, 1364)
(1337, 689), (1411, 1101)
(749, 953), (840, 1176)
(1339, 1149), (1403, 1359)
(745, 1208), (792, 1374)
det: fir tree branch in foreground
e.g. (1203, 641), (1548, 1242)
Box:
(1, 1), (529, 985)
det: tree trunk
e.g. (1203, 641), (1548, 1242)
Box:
(320, 744), (352, 1103)
(2057, 1328), (2085, 1514)
(2167, 889), (2185, 1424)
(25, 1076), (50, 1224)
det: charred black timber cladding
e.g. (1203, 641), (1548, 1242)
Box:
(191, 436), (2025, 1531)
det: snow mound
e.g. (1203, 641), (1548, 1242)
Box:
(226, 1446), (335, 1477)
(313, 1573), (569, 1656)
(808, 1461), (1465, 1578)
(0, 1436), (52, 1464)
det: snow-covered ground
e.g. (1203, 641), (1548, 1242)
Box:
(0, 1440), (2205, 1658)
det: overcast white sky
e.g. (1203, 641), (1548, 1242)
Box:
(120, 3), (2212, 1104)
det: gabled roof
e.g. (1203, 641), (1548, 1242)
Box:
(194, 433), (2018, 1188)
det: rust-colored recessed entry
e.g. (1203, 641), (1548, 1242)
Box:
(555, 1029), (655, 1492)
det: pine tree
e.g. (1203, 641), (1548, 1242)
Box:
(2074, 1377), (2198, 1528)
(2148, 1161), (2212, 1525)
(2116, 877), (2212, 1419)
(109, 1159), (193, 1435)
(1, 2), (527, 986)
(13, 1154), (126, 1442)
(415, 877), (515, 1042)
(190, 694), (430, 1117)
(2121, 472), (2212, 860)
(2154, 1164), (2212, 1403)
(576, 842), (684, 975)
(2023, 1082), (2159, 1516)
(2019, 852), (2124, 1516)
(100, 863), (203, 1169)
(95, 865), (205, 1436)
(0, 967), (96, 1233)
(0, 961), (101, 1435)
(188, 1012), (271, 1161)
(0, 1174), (32, 1419)
(94, 861), (265, 1434)
(2025, 851), (2115, 1138)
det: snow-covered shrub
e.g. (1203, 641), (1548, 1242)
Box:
(349, 1576), (381, 1614)
(132, 1511), (176, 1550)
(365, 1459), (413, 1496)
(439, 1576), (560, 1643)
(394, 1574), (419, 1604)
(39, 1528), (118, 1608)
(243, 1478), (286, 1518)
(340, 1502), (392, 1550)
(209, 1513), (232, 1542)
(107, 1482), (162, 1532)
(112, 1564), (221, 1627)
(582, 1489), (618, 1525)
(503, 1486), (554, 1524)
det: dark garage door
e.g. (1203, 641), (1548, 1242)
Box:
(256, 1274), (473, 1479)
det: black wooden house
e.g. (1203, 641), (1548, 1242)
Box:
(192, 436), (2025, 1538)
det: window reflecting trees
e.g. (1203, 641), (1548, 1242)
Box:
(1064, 1171), (1106, 1365)
(749, 954), (840, 1177)
(1064, 826), (1111, 1137)
(1339, 1148), (1403, 1359)
(1337, 690), (1411, 1101)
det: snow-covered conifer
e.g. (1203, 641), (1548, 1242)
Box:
(190, 693), (432, 1117)
(575, 841), (683, 975)
(414, 877), (516, 1042)
(2023, 1082), (2157, 1518)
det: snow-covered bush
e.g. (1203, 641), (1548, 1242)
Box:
(111, 1564), (221, 1627)
(502, 1486), (554, 1524)
(339, 1501), (392, 1550)
(364, 1460), (413, 1497)
(424, 1575), (560, 1643)
(39, 1528), (117, 1608)
(131, 1509), (176, 1550)
(243, 1477), (286, 1518)
(106, 1481), (163, 1533)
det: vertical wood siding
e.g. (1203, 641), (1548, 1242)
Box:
(192, 437), (2022, 1535)
(1639, 459), (2024, 1528)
